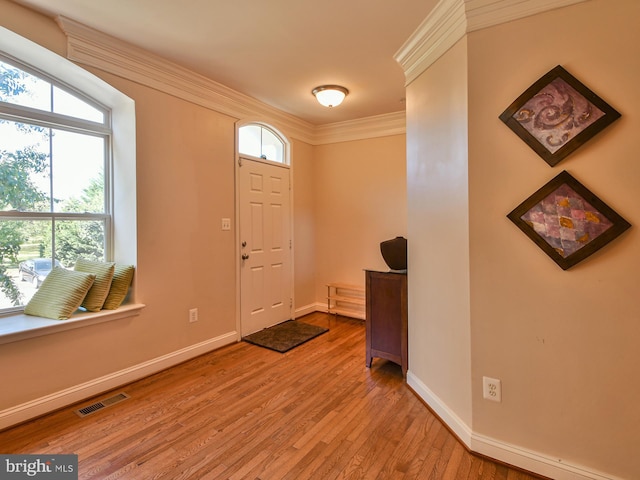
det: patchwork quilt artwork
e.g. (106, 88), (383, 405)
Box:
(500, 66), (620, 166)
(508, 171), (630, 270)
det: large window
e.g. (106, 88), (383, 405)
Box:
(0, 57), (111, 312)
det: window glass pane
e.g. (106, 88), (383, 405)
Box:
(0, 60), (105, 123)
(0, 121), (105, 214)
(0, 60), (50, 111)
(53, 86), (105, 123)
(0, 218), (106, 310)
(52, 131), (105, 213)
(238, 124), (285, 163)
(0, 119), (51, 212)
(0, 219), (54, 310)
(261, 128), (283, 162)
(238, 125), (261, 158)
(55, 219), (106, 266)
(0, 218), (99, 309)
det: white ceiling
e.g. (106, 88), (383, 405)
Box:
(12, 0), (438, 126)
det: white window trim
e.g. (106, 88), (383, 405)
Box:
(0, 27), (140, 331)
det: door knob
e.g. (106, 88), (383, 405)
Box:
(242, 253), (250, 260)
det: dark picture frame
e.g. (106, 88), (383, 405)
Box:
(507, 171), (630, 270)
(499, 66), (620, 167)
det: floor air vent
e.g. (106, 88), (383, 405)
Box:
(75, 392), (130, 418)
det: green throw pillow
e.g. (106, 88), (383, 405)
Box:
(74, 259), (115, 312)
(24, 267), (96, 320)
(102, 264), (135, 310)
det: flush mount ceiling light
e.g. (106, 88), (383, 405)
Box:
(312, 85), (349, 108)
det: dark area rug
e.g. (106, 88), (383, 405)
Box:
(243, 320), (328, 353)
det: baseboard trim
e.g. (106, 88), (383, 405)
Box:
(0, 331), (238, 430)
(295, 302), (366, 321)
(406, 371), (473, 446)
(406, 371), (620, 480)
(294, 302), (326, 318)
(471, 433), (622, 480)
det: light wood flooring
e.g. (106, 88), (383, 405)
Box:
(0, 313), (542, 479)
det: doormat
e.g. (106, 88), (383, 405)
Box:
(243, 320), (328, 353)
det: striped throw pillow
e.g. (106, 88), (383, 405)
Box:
(102, 264), (135, 310)
(74, 259), (116, 312)
(24, 267), (95, 320)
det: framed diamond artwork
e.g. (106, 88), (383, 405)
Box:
(499, 66), (620, 167)
(507, 171), (630, 270)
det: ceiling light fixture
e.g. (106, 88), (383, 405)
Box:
(312, 85), (349, 108)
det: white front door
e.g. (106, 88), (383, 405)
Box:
(239, 156), (292, 336)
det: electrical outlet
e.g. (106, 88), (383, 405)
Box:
(189, 308), (198, 323)
(221, 218), (231, 231)
(483, 376), (502, 402)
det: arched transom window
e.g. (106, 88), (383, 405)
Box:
(238, 123), (285, 164)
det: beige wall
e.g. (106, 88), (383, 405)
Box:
(408, 0), (639, 478)
(292, 138), (317, 311)
(313, 136), (407, 302)
(0, 0), (67, 55)
(469, 1), (639, 476)
(406, 38), (472, 427)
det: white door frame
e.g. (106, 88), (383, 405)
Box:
(234, 120), (294, 339)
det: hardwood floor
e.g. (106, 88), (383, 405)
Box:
(0, 313), (541, 479)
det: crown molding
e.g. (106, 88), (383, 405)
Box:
(313, 111), (406, 145)
(56, 16), (315, 143)
(394, 0), (591, 86)
(56, 16), (404, 146)
(394, 0), (467, 87)
(464, 0), (591, 31)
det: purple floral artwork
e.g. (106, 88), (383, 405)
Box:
(499, 66), (620, 166)
(508, 171), (630, 269)
(513, 78), (605, 154)
(520, 183), (612, 258)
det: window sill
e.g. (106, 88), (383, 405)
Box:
(0, 303), (146, 345)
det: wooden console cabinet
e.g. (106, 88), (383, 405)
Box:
(365, 270), (408, 376)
